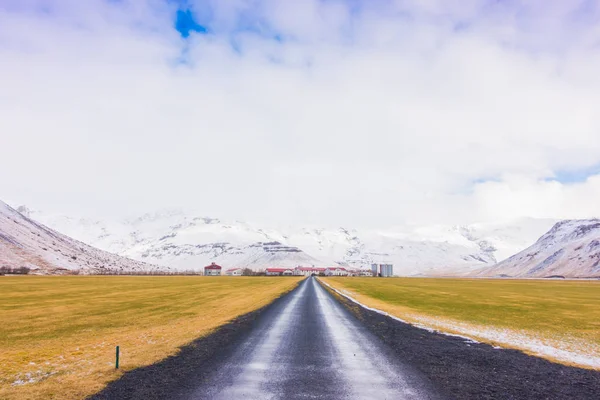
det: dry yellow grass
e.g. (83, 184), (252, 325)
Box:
(0, 275), (302, 399)
(322, 277), (600, 369)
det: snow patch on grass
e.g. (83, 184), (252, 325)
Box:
(12, 370), (56, 386)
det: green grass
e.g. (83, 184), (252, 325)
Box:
(0, 276), (302, 399)
(323, 277), (600, 367)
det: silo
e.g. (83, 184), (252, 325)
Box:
(380, 264), (394, 277)
(371, 263), (378, 277)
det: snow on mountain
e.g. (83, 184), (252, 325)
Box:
(268, 219), (557, 276)
(474, 219), (600, 278)
(452, 218), (561, 262)
(282, 225), (495, 276)
(22, 205), (556, 275)
(23, 208), (316, 271)
(0, 201), (164, 274)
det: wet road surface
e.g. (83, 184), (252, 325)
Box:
(91, 277), (600, 400)
(187, 277), (441, 400)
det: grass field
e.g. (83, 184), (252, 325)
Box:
(322, 277), (600, 369)
(0, 276), (302, 400)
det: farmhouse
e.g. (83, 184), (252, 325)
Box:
(293, 266), (326, 276)
(324, 267), (349, 276)
(204, 262), (222, 276)
(266, 267), (294, 276)
(226, 268), (243, 276)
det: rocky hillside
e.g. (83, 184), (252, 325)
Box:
(474, 219), (600, 278)
(0, 200), (164, 274)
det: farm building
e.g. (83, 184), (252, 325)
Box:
(324, 267), (349, 276)
(266, 267), (294, 276)
(204, 262), (222, 276)
(294, 266), (326, 276)
(225, 268), (243, 276)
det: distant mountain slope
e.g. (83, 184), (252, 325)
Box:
(19, 205), (556, 275)
(474, 219), (600, 278)
(288, 220), (557, 276)
(0, 201), (164, 274)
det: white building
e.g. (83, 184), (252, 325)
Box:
(294, 266), (326, 276)
(324, 267), (349, 276)
(225, 268), (243, 276)
(266, 268), (294, 276)
(204, 262), (222, 276)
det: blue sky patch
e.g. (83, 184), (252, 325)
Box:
(175, 9), (207, 38)
(548, 163), (600, 184)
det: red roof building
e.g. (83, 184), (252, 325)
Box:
(225, 268), (243, 276)
(266, 267), (294, 276)
(204, 262), (222, 276)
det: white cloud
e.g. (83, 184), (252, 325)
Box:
(1, 0), (600, 226)
(473, 175), (600, 221)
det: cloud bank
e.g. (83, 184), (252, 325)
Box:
(1, 0), (600, 226)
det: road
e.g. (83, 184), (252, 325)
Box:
(187, 277), (441, 400)
(92, 276), (600, 400)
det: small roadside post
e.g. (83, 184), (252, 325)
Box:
(115, 346), (120, 369)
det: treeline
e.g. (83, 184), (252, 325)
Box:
(1, 266), (312, 277)
(241, 268), (264, 276)
(94, 269), (203, 276)
(0, 266), (31, 275)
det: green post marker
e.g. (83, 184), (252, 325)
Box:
(116, 346), (120, 369)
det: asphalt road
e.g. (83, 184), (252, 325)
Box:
(91, 276), (600, 400)
(186, 277), (441, 400)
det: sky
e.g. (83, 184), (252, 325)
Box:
(1, 0), (600, 228)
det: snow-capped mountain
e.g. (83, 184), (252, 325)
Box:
(0, 201), (164, 274)
(474, 219), (600, 278)
(288, 219), (557, 276)
(19, 204), (556, 275)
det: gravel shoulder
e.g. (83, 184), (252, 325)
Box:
(322, 280), (600, 399)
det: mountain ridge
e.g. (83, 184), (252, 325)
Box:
(18, 204), (558, 275)
(0, 200), (165, 274)
(474, 219), (600, 278)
